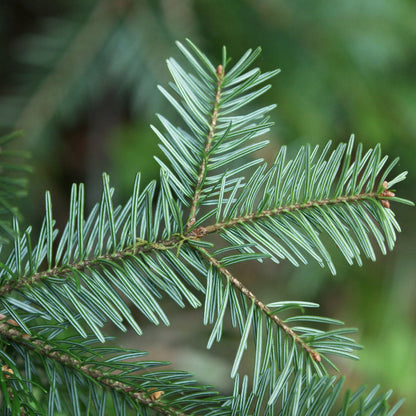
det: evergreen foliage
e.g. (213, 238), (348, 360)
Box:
(0, 40), (413, 415)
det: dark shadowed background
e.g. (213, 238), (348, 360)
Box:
(1, 0), (415, 413)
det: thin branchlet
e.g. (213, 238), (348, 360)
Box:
(0, 322), (189, 416)
(0, 236), (180, 297)
(185, 64), (225, 232)
(203, 191), (383, 234)
(196, 247), (321, 363)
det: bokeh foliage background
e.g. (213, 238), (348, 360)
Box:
(1, 0), (415, 413)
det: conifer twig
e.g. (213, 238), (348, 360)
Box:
(185, 64), (225, 232)
(0, 238), (180, 297)
(0, 322), (189, 416)
(202, 191), (383, 235)
(196, 247), (322, 363)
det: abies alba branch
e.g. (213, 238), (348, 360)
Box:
(0, 39), (411, 415)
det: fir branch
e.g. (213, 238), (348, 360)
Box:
(202, 191), (383, 234)
(185, 65), (225, 231)
(0, 40), (411, 415)
(0, 233), (188, 298)
(0, 186), (401, 318)
(196, 246), (321, 363)
(0, 322), (189, 416)
(0, 227), (212, 300)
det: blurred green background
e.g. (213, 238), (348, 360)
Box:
(1, 0), (415, 413)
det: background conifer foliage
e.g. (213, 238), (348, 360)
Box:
(0, 39), (413, 415)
